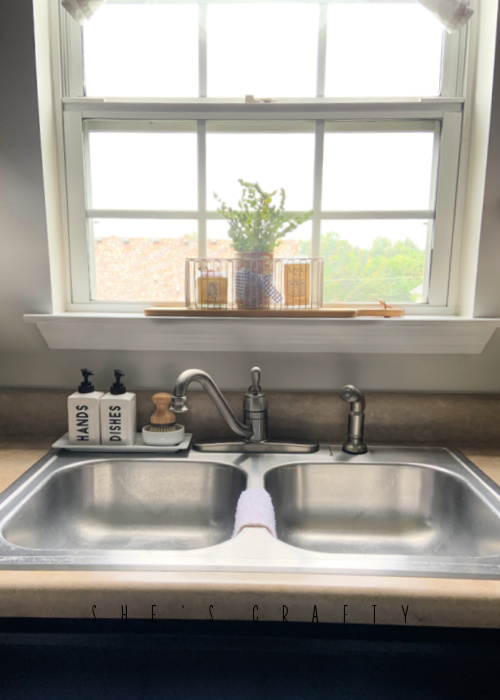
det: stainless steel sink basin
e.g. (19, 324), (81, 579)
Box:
(3, 459), (247, 552)
(0, 446), (499, 577)
(265, 462), (500, 557)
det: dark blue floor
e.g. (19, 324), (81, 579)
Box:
(0, 620), (498, 699)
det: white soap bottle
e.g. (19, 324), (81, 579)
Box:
(68, 369), (104, 445)
(100, 370), (137, 446)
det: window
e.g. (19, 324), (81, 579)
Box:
(58, 0), (468, 311)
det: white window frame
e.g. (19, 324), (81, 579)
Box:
(55, 0), (469, 314)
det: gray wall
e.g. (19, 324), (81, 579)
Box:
(1, 0), (500, 393)
(0, 0), (53, 355)
(2, 343), (500, 392)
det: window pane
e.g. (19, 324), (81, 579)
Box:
(207, 220), (312, 258)
(88, 130), (197, 210)
(83, 4), (198, 97)
(320, 220), (430, 303)
(322, 130), (435, 211)
(325, 4), (443, 97)
(207, 127), (315, 211)
(91, 219), (196, 302)
(207, 3), (318, 97)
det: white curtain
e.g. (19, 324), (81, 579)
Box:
(61, 0), (107, 25)
(418, 0), (474, 32)
(61, 0), (474, 32)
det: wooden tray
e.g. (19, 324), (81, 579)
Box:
(144, 307), (404, 318)
(144, 307), (357, 318)
(354, 308), (405, 318)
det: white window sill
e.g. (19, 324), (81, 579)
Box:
(23, 313), (500, 354)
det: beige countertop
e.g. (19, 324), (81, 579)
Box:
(1, 440), (500, 628)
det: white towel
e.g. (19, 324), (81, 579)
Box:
(232, 489), (277, 538)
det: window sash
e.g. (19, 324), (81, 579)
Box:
(57, 0), (466, 311)
(65, 1), (467, 100)
(64, 110), (461, 306)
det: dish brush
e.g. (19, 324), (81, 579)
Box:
(148, 392), (177, 432)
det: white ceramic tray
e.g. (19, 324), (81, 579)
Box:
(52, 432), (192, 453)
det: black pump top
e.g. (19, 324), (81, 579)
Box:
(78, 368), (95, 394)
(110, 369), (126, 395)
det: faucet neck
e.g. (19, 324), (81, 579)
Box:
(172, 369), (253, 440)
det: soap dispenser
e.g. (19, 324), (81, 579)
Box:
(100, 370), (137, 446)
(68, 369), (104, 445)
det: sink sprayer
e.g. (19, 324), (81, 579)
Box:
(340, 384), (367, 454)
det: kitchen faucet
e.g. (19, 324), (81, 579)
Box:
(170, 367), (319, 454)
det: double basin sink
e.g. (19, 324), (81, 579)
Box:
(0, 446), (500, 577)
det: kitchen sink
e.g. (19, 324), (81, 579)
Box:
(265, 462), (500, 557)
(3, 459), (247, 552)
(0, 446), (499, 577)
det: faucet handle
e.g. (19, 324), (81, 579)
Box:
(249, 367), (262, 393)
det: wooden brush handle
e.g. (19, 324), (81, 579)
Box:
(150, 392), (176, 426)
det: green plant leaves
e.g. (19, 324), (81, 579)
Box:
(214, 179), (312, 253)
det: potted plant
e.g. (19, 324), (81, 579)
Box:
(214, 179), (312, 309)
